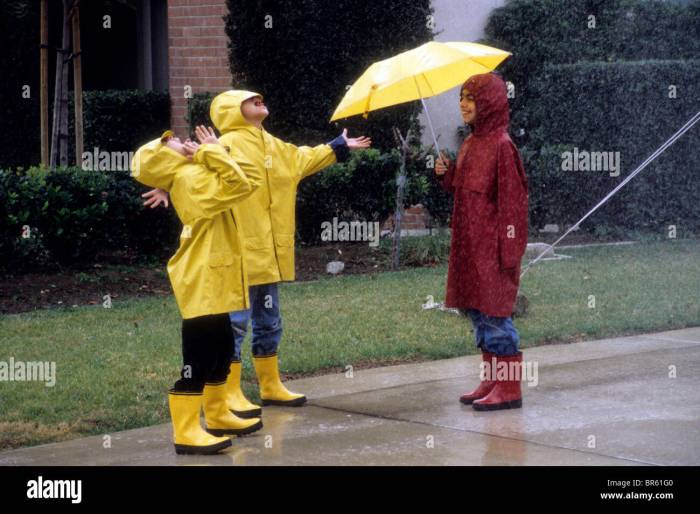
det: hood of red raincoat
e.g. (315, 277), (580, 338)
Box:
(462, 73), (510, 137)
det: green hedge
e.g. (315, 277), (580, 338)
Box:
(484, 0), (699, 141)
(296, 149), (432, 243)
(76, 90), (171, 154)
(0, 85), (169, 169)
(479, 0), (700, 236)
(223, 0), (432, 151)
(525, 60), (700, 235)
(0, 166), (180, 273)
(1, 147), (449, 271)
(187, 92), (216, 135)
(67, 89), (170, 163)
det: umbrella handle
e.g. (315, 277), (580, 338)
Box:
(420, 97), (441, 158)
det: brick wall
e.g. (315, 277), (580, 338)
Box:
(381, 204), (432, 232)
(167, 0), (232, 136)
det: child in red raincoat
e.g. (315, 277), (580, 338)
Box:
(435, 72), (528, 411)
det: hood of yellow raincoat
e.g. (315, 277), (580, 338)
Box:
(210, 90), (263, 134)
(130, 135), (186, 191)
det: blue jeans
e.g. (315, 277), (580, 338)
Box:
(229, 283), (283, 360)
(463, 308), (520, 356)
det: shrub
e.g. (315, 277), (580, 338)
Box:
(296, 149), (430, 243)
(478, 0), (700, 236)
(525, 60), (700, 235)
(483, 0), (699, 143)
(187, 93), (216, 136)
(0, 166), (180, 274)
(223, 0), (433, 151)
(379, 231), (451, 267)
(72, 89), (171, 156)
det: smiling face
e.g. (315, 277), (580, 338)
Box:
(460, 88), (477, 124)
(241, 95), (269, 126)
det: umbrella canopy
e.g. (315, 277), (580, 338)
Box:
(330, 41), (511, 122)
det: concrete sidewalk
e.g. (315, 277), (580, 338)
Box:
(1, 327), (699, 466)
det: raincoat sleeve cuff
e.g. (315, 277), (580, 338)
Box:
(439, 160), (456, 194)
(328, 134), (350, 163)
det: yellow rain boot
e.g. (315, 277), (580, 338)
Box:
(203, 383), (263, 436)
(168, 392), (232, 455)
(226, 361), (262, 419)
(253, 354), (307, 407)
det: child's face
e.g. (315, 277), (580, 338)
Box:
(241, 96), (269, 125)
(460, 88), (476, 124)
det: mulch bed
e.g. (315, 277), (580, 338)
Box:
(0, 234), (617, 315)
(0, 243), (391, 315)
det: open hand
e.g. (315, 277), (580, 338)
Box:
(195, 125), (220, 146)
(341, 128), (372, 150)
(142, 188), (169, 208)
(183, 140), (200, 159)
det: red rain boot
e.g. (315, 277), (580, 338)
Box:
(459, 351), (496, 405)
(472, 352), (523, 411)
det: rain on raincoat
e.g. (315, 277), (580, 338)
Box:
(131, 138), (262, 319)
(210, 90), (346, 286)
(440, 73), (528, 318)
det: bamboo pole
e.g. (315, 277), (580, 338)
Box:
(50, 0), (71, 168)
(40, 0), (49, 167)
(71, 2), (83, 166)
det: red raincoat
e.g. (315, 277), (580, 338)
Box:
(440, 73), (528, 318)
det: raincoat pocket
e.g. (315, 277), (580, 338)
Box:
(275, 234), (294, 247)
(205, 253), (246, 313)
(245, 235), (273, 250)
(274, 234), (295, 280)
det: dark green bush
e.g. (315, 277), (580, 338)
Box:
(478, 0), (700, 236)
(525, 60), (700, 235)
(187, 92), (216, 135)
(1, 145), (446, 272)
(224, 0), (433, 151)
(0, 166), (180, 273)
(296, 149), (430, 244)
(71, 89), (171, 157)
(484, 0), (699, 143)
(379, 231), (452, 266)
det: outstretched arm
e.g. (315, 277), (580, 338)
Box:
(295, 129), (371, 181)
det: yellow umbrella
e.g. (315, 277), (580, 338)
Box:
(330, 41), (511, 154)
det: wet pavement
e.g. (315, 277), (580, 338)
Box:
(1, 327), (699, 466)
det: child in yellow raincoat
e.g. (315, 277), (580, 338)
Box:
(132, 126), (265, 455)
(143, 93), (370, 417)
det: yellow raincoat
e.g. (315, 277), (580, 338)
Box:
(210, 90), (338, 285)
(131, 138), (262, 319)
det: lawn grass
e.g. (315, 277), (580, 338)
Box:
(1, 239), (699, 450)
